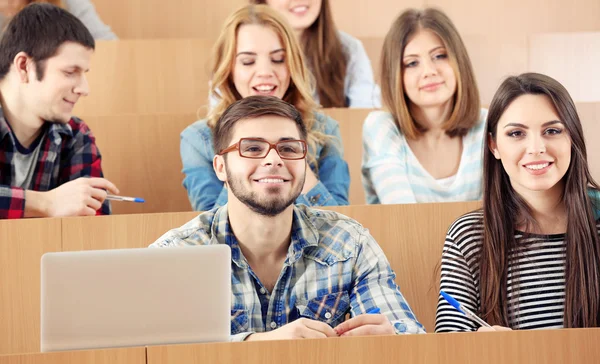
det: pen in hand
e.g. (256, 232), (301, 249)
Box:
(106, 194), (145, 203)
(440, 290), (491, 328)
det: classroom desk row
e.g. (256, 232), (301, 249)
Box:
(2, 329), (600, 364)
(72, 33), (600, 117)
(83, 103), (600, 215)
(0, 201), (479, 354)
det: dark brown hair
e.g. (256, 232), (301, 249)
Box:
(0, 3), (94, 81)
(213, 95), (307, 154)
(481, 72), (600, 327)
(251, 0), (348, 107)
(380, 8), (480, 139)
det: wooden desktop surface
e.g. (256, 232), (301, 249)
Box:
(146, 328), (600, 364)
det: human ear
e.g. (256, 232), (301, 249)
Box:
(13, 52), (33, 83)
(213, 155), (228, 183)
(488, 133), (501, 160)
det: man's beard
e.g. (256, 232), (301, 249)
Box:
(225, 165), (304, 216)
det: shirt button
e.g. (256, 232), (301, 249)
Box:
(325, 312), (332, 319)
(259, 288), (266, 294)
(270, 321), (277, 329)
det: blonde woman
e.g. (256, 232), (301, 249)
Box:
(181, 5), (349, 211)
(252, 0), (380, 108)
(0, 0), (116, 39)
(362, 8), (485, 204)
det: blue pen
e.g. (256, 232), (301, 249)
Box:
(106, 194), (145, 203)
(440, 290), (491, 328)
(366, 307), (380, 314)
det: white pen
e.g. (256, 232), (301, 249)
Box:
(440, 290), (491, 328)
(106, 194), (145, 203)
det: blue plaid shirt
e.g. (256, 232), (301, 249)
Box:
(150, 204), (425, 341)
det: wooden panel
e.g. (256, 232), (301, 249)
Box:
(147, 328), (600, 364)
(0, 219), (62, 355)
(578, 103), (600, 182)
(463, 34), (528, 106)
(93, 0), (245, 39)
(84, 113), (195, 214)
(61, 212), (197, 251)
(426, 0), (600, 37)
(528, 32), (600, 103)
(327, 202), (480, 332)
(0, 347), (145, 364)
(74, 39), (213, 116)
(331, 0), (424, 38)
(323, 108), (371, 205)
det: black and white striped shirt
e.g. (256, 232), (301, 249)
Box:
(435, 210), (600, 332)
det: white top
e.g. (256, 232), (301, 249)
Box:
(361, 109), (488, 204)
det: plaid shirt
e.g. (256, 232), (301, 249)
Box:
(150, 204), (425, 341)
(0, 108), (110, 219)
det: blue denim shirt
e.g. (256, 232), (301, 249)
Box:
(180, 112), (350, 211)
(150, 204), (425, 341)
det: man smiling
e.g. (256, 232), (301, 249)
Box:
(151, 96), (424, 341)
(0, 4), (118, 219)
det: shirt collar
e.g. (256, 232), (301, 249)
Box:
(214, 204), (321, 269)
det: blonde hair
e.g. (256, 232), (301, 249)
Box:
(207, 4), (327, 163)
(380, 8), (480, 139)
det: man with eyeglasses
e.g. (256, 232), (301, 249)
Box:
(150, 96), (424, 341)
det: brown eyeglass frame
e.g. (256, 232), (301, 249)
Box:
(218, 138), (308, 160)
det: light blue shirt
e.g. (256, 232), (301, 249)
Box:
(180, 112), (350, 211)
(334, 31), (381, 108)
(361, 109), (488, 204)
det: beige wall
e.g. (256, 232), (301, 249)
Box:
(94, 0), (600, 39)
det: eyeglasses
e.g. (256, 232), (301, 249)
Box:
(218, 138), (307, 160)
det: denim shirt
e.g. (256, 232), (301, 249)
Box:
(149, 204), (425, 341)
(180, 112), (350, 211)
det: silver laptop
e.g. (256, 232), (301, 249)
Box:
(41, 246), (231, 352)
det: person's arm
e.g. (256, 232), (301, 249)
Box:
(361, 112), (416, 204)
(342, 33), (381, 108)
(180, 123), (224, 211)
(434, 235), (480, 332)
(337, 230), (425, 335)
(58, 119), (115, 215)
(296, 115), (349, 206)
(64, 0), (117, 40)
(0, 186), (27, 219)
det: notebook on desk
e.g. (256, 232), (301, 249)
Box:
(40, 246), (231, 352)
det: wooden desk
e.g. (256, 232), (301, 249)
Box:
(146, 328), (600, 364)
(0, 219), (62, 355)
(0, 347), (145, 364)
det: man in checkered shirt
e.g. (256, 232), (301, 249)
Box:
(0, 4), (118, 219)
(151, 96), (425, 341)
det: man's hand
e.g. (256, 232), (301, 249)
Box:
(26, 177), (119, 217)
(477, 325), (512, 332)
(245, 318), (337, 341)
(333, 313), (395, 337)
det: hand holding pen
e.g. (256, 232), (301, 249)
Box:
(334, 307), (395, 337)
(440, 290), (511, 332)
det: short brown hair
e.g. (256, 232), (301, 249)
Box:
(213, 95), (308, 154)
(380, 8), (480, 139)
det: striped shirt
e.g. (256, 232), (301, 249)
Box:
(435, 210), (600, 332)
(150, 204), (425, 341)
(361, 109), (487, 204)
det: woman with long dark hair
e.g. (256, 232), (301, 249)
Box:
(435, 73), (600, 332)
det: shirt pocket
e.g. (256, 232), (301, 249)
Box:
(230, 308), (249, 334)
(296, 291), (350, 327)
